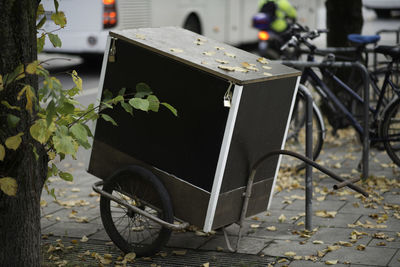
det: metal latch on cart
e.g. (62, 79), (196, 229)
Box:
(109, 37), (117, 62)
(224, 82), (234, 108)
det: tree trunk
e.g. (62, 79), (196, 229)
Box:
(323, 0), (364, 131)
(0, 1), (48, 266)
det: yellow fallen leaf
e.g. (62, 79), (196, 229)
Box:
(71, 239), (78, 244)
(317, 250), (325, 257)
(326, 245), (341, 252)
(356, 244), (366, 251)
(124, 252), (136, 262)
(218, 65), (235, 72)
(224, 52), (236, 58)
(337, 241), (352, 247)
(297, 221), (305, 226)
(81, 235), (89, 242)
(215, 59), (229, 64)
(172, 250), (187, 256)
(215, 46), (225, 50)
(313, 240), (324, 244)
(202, 263), (210, 267)
(278, 214), (286, 223)
(203, 51), (215, 56)
(325, 260), (338, 265)
(71, 188), (80, 192)
(263, 72), (273, 76)
(250, 224), (260, 229)
(284, 251), (296, 257)
(257, 57), (269, 64)
(135, 34), (146, 40)
(294, 256), (303, 260)
(267, 226), (277, 231)
(170, 48), (183, 53)
(376, 242), (386, 246)
(262, 65), (272, 70)
(0, 177), (17, 196)
(277, 258), (288, 263)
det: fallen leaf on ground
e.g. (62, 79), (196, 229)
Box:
(172, 250), (187, 256)
(313, 240), (324, 244)
(267, 226), (277, 231)
(284, 251), (296, 257)
(278, 214), (287, 223)
(356, 244), (366, 251)
(80, 235), (88, 242)
(325, 260), (338, 265)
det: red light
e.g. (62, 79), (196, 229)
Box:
(103, 0), (115, 5)
(109, 11), (116, 18)
(258, 31), (269, 41)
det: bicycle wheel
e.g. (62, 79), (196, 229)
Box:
(285, 86), (325, 170)
(100, 165), (174, 256)
(351, 67), (400, 125)
(381, 97), (400, 167)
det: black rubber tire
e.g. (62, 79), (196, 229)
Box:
(100, 165), (174, 256)
(381, 98), (400, 167)
(375, 9), (391, 19)
(285, 88), (324, 170)
(183, 14), (201, 34)
(351, 67), (400, 126)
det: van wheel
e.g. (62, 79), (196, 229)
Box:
(375, 9), (391, 18)
(183, 15), (201, 34)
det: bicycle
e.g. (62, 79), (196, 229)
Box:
(281, 30), (400, 167)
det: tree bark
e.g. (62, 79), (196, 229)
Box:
(0, 0), (48, 266)
(323, 0), (364, 131)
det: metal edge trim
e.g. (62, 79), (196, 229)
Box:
(203, 84), (243, 232)
(85, 36), (112, 172)
(267, 76), (300, 210)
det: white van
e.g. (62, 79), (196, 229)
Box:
(40, 0), (322, 56)
(40, 0), (261, 55)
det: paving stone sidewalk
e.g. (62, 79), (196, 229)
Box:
(41, 129), (400, 266)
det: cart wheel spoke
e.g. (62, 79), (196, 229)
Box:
(100, 165), (174, 256)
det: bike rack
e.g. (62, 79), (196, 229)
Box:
(224, 85), (369, 252)
(280, 60), (371, 180)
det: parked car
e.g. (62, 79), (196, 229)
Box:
(363, 0), (400, 18)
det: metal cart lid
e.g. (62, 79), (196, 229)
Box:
(109, 27), (301, 85)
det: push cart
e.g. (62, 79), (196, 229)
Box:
(87, 27), (302, 256)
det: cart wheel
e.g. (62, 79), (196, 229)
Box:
(100, 165), (173, 256)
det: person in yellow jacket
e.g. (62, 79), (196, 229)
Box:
(258, 0), (297, 32)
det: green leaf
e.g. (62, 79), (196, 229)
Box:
(37, 34), (46, 53)
(48, 33), (62, 48)
(36, 16), (46, 30)
(5, 64), (24, 85)
(37, 4), (45, 19)
(53, 0), (59, 13)
(82, 124), (94, 138)
(70, 124), (88, 143)
(32, 146), (39, 161)
(0, 177), (17, 196)
(0, 144), (5, 161)
(30, 119), (56, 144)
(147, 95), (160, 112)
(52, 126), (77, 155)
(7, 114), (20, 128)
(46, 100), (56, 126)
(161, 102), (178, 116)
(47, 163), (59, 178)
(59, 172), (73, 182)
(121, 101), (133, 116)
(129, 98), (149, 112)
(5, 133), (24, 150)
(103, 89), (113, 102)
(51, 11), (66, 28)
(58, 101), (75, 114)
(101, 114), (118, 126)
(118, 88), (126, 96)
(1, 100), (20, 110)
(71, 70), (82, 91)
(112, 95), (124, 105)
(135, 83), (152, 98)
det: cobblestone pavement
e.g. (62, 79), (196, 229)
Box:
(41, 129), (400, 266)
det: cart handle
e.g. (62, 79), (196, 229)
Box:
(92, 181), (189, 231)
